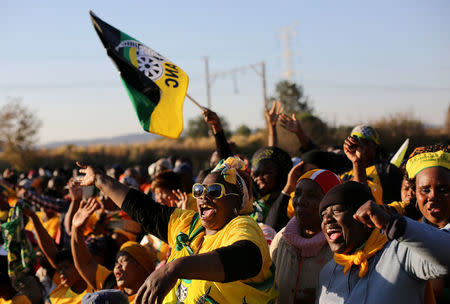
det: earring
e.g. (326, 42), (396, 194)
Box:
(233, 208), (239, 216)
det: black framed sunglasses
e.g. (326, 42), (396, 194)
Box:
(192, 183), (240, 199)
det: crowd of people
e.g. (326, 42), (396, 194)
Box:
(0, 102), (448, 304)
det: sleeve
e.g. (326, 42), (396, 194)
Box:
(215, 240), (262, 282)
(213, 129), (233, 160)
(393, 217), (450, 280)
(264, 192), (290, 232)
(24, 190), (70, 213)
(217, 217), (272, 282)
(121, 188), (176, 243)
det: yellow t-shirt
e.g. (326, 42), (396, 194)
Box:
(95, 264), (114, 290)
(340, 165), (384, 205)
(388, 201), (410, 215)
(25, 212), (60, 240)
(163, 209), (278, 304)
(49, 284), (91, 304)
(0, 295), (31, 304)
(186, 193), (198, 212)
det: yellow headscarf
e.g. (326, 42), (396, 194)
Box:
(333, 228), (388, 278)
(119, 241), (155, 274)
(406, 150), (450, 179)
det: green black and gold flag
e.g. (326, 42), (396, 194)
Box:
(90, 11), (189, 138)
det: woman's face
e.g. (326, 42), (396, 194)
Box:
(293, 179), (324, 233)
(113, 253), (148, 290)
(196, 173), (241, 234)
(401, 178), (415, 203)
(251, 160), (279, 195)
(154, 187), (177, 207)
(321, 203), (370, 254)
(415, 167), (450, 228)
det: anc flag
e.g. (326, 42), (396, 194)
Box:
(90, 11), (189, 138)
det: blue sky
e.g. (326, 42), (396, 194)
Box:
(1, 0), (449, 144)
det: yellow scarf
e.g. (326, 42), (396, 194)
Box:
(334, 229), (387, 278)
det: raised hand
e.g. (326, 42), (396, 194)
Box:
(265, 100), (284, 128)
(68, 178), (82, 203)
(72, 197), (99, 230)
(283, 161), (306, 193)
(202, 108), (222, 134)
(171, 189), (188, 210)
(76, 162), (101, 186)
(279, 113), (301, 134)
(353, 200), (391, 230)
(343, 136), (366, 165)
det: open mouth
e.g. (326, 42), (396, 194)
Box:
(60, 275), (68, 285)
(428, 204), (443, 217)
(199, 202), (217, 220)
(115, 272), (124, 281)
(325, 226), (343, 242)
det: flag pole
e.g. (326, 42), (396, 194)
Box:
(186, 94), (206, 111)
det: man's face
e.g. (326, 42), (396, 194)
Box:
(321, 203), (369, 254)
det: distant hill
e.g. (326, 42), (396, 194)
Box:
(41, 133), (159, 149)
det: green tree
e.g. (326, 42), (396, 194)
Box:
(271, 80), (313, 114)
(235, 124), (252, 136)
(185, 115), (230, 138)
(0, 98), (42, 170)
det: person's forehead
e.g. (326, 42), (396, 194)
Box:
(296, 179), (320, 191)
(203, 173), (220, 184)
(416, 167), (450, 185)
(253, 159), (277, 172)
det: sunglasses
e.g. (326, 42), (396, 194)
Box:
(192, 183), (240, 200)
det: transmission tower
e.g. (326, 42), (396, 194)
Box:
(280, 24), (297, 81)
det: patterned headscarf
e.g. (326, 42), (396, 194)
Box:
(298, 169), (342, 195)
(350, 125), (380, 145)
(406, 150), (450, 179)
(211, 157), (252, 214)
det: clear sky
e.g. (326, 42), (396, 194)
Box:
(1, 0), (449, 144)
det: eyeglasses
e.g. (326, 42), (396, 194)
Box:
(192, 183), (240, 200)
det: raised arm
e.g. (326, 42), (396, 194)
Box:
(279, 113), (316, 152)
(23, 207), (59, 269)
(77, 162), (129, 208)
(203, 108), (233, 159)
(343, 136), (368, 184)
(265, 100), (283, 147)
(265, 162), (305, 231)
(77, 162), (175, 242)
(64, 178), (83, 236)
(71, 197), (100, 289)
(354, 201), (450, 279)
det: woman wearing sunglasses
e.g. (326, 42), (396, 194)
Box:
(76, 157), (278, 304)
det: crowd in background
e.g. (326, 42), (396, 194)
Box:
(0, 102), (448, 304)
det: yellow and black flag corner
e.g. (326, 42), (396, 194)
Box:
(90, 11), (189, 138)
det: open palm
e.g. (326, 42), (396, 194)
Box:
(72, 198), (99, 229)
